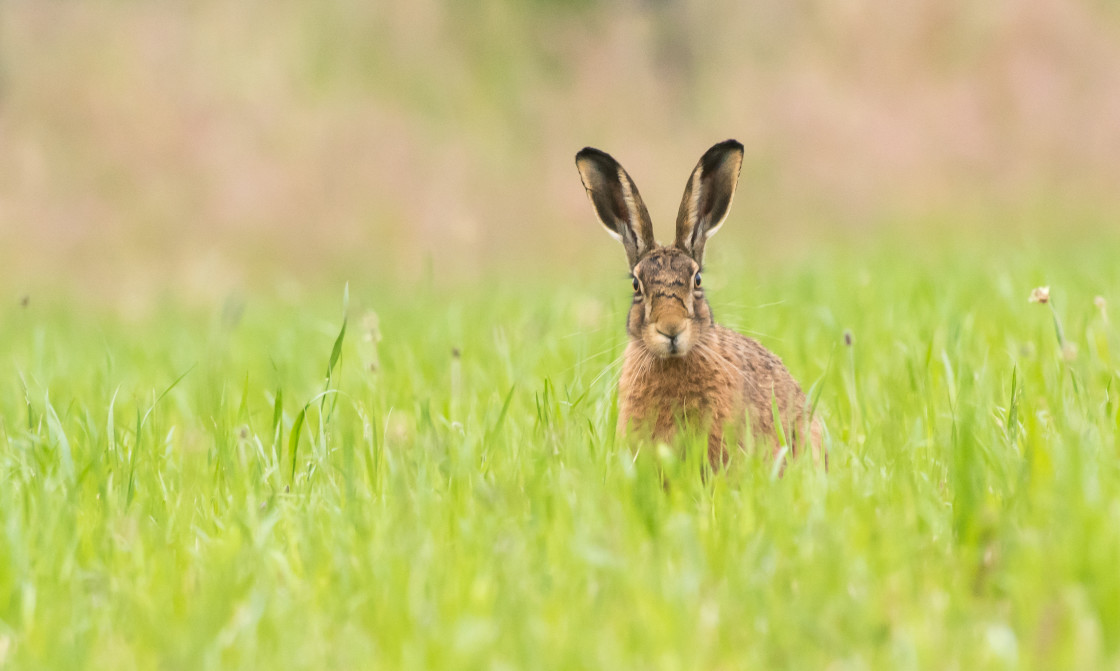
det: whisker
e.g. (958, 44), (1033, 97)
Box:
(695, 341), (761, 395)
(713, 299), (787, 310)
(637, 346), (655, 382)
(713, 319), (785, 342)
(588, 350), (628, 390)
(564, 342), (626, 375)
(560, 324), (612, 340)
(719, 325), (785, 343)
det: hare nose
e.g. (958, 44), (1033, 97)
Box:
(657, 324), (685, 341)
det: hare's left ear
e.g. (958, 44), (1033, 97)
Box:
(674, 140), (744, 265)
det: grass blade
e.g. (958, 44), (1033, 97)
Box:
(272, 387), (284, 449)
(289, 404), (307, 483)
(44, 394), (74, 480)
(325, 282), (350, 384)
(485, 385), (517, 444)
(140, 364), (195, 430)
(322, 284), (350, 425)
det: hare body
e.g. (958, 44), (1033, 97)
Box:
(576, 140), (823, 467)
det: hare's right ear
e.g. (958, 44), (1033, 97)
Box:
(575, 147), (656, 269)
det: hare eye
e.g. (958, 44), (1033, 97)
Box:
(631, 276), (640, 292)
(694, 272), (702, 288)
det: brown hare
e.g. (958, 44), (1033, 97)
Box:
(575, 140), (823, 469)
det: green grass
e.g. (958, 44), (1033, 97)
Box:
(2, 241), (1120, 670)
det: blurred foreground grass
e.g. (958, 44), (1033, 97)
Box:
(2, 239), (1119, 669)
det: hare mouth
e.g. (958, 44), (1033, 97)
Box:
(648, 331), (693, 358)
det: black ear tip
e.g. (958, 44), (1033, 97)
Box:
(700, 139), (744, 172)
(713, 139), (744, 154)
(575, 147), (619, 173)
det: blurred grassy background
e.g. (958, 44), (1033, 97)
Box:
(3, 0), (1120, 303)
(5, 4), (1120, 667)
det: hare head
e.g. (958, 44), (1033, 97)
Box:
(575, 140), (744, 359)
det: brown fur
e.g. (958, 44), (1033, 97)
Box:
(576, 141), (824, 469)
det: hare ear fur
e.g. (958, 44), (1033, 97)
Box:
(575, 147), (656, 269)
(674, 139), (744, 265)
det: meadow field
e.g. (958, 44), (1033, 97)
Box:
(4, 0), (1120, 668)
(3, 236), (1120, 669)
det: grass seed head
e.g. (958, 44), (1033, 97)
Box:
(361, 311), (382, 372)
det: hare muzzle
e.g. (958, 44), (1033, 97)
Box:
(646, 310), (693, 357)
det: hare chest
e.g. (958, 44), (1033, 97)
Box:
(616, 341), (746, 455)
